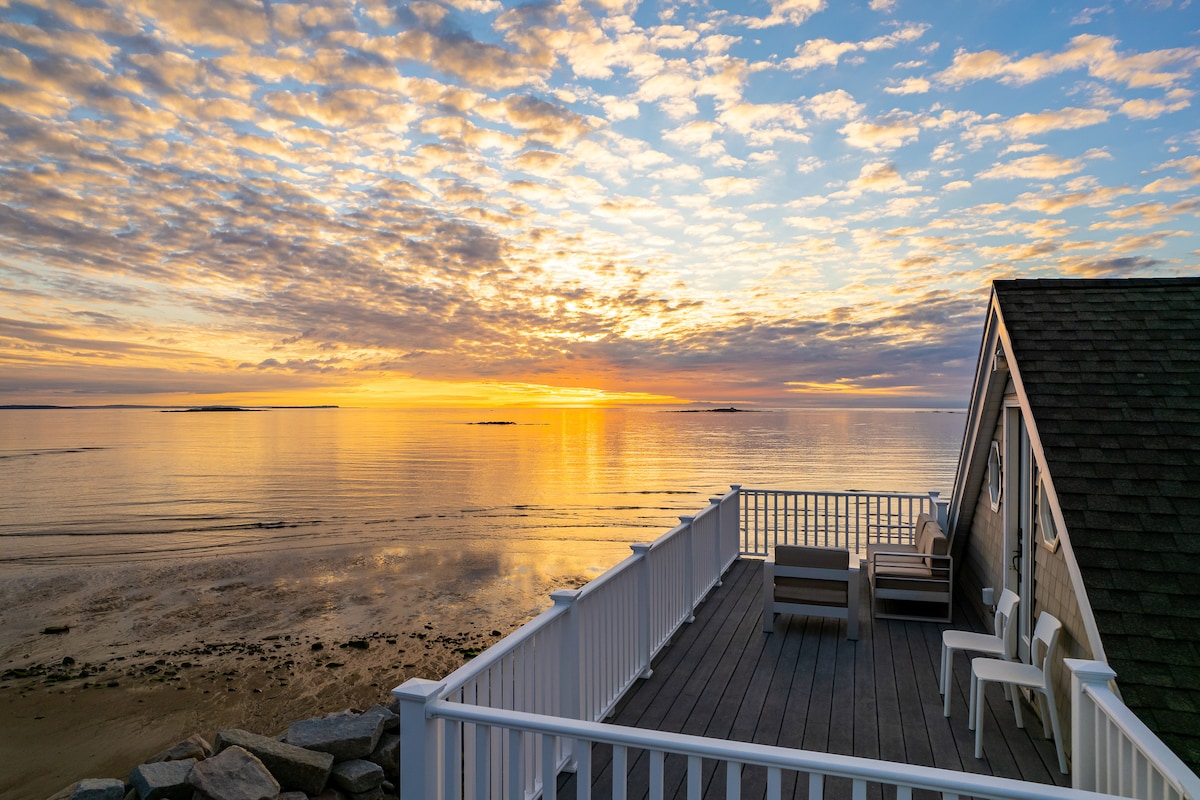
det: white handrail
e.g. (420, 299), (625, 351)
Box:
(409, 699), (1127, 800)
(738, 488), (947, 556)
(1069, 660), (1200, 800)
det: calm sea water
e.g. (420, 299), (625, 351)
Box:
(0, 407), (965, 568)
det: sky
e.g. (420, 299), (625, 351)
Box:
(0, 0), (1198, 409)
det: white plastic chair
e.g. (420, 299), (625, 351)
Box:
(969, 611), (1068, 774)
(940, 588), (1019, 716)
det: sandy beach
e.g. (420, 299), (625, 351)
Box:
(0, 542), (608, 799)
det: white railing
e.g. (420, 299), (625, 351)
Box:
(410, 490), (742, 799)
(394, 487), (1198, 800)
(395, 695), (1127, 800)
(738, 487), (948, 556)
(1069, 660), (1200, 800)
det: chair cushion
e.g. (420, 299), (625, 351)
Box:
(774, 545), (849, 570)
(772, 545), (850, 608)
(774, 581), (848, 607)
(916, 519), (948, 568)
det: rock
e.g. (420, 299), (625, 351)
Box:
(330, 759), (383, 794)
(309, 789), (349, 800)
(367, 734), (399, 781)
(129, 758), (196, 800)
(216, 728), (333, 794)
(360, 704), (399, 733)
(345, 788), (384, 800)
(148, 733), (214, 763)
(72, 779), (127, 800)
(43, 625), (70, 634)
(187, 745), (279, 800)
(285, 711), (384, 761)
(278, 793), (308, 800)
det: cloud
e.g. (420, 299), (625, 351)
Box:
(884, 77), (931, 95)
(1070, 6), (1114, 25)
(965, 106), (1110, 143)
(839, 112), (922, 150)
(734, 0), (827, 30)
(936, 34), (1200, 91)
(784, 24), (929, 72)
(806, 89), (863, 120)
(978, 151), (1104, 180)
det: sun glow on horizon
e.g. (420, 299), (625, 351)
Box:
(0, 0), (1197, 408)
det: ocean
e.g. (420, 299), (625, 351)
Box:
(0, 405), (967, 797)
(0, 406), (966, 569)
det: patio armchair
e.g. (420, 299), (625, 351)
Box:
(940, 588), (1020, 716)
(763, 544), (859, 640)
(867, 512), (953, 622)
(970, 611), (1068, 774)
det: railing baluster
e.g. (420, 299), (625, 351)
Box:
(687, 755), (701, 800)
(508, 728), (523, 799)
(896, 784), (912, 800)
(474, 724), (489, 800)
(649, 750), (664, 799)
(612, 745), (628, 800)
(576, 737), (592, 800)
(809, 772), (824, 800)
(767, 766), (782, 800)
(541, 734), (557, 800)
(852, 777), (866, 800)
(726, 761), (741, 799)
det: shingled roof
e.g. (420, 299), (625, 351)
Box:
(994, 277), (1200, 772)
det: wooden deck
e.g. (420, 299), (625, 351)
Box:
(560, 557), (1069, 799)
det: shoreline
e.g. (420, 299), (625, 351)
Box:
(0, 544), (595, 799)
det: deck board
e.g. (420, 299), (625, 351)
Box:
(561, 558), (1070, 799)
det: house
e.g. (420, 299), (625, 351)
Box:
(950, 277), (1200, 774)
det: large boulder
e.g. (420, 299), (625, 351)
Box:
(285, 712), (384, 761)
(330, 760), (383, 794)
(129, 758), (196, 800)
(187, 746), (279, 800)
(359, 704), (398, 733)
(367, 734), (399, 782)
(148, 734), (213, 763)
(216, 728), (333, 795)
(47, 779), (127, 800)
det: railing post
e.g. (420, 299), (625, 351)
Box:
(709, 498), (723, 586)
(679, 515), (696, 622)
(551, 588), (583, 772)
(1066, 658), (1117, 792)
(394, 677), (445, 800)
(730, 485), (742, 555)
(930, 491), (949, 529)
(631, 543), (653, 679)
(551, 589), (583, 721)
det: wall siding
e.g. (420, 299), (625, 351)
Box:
(958, 396), (1093, 766)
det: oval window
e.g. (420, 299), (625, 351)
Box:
(988, 441), (1002, 512)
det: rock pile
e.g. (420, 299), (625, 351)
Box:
(48, 703), (401, 800)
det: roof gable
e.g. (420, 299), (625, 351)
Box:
(993, 277), (1200, 772)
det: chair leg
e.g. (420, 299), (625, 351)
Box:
(968, 670), (977, 730)
(1044, 686), (1068, 774)
(942, 647), (954, 716)
(974, 677), (986, 758)
(1010, 684), (1024, 729)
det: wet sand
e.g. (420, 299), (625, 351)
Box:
(0, 542), (609, 799)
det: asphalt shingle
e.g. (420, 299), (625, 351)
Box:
(995, 277), (1200, 774)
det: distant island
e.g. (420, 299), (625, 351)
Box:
(1, 404), (338, 410)
(469, 420), (517, 425)
(162, 406), (262, 413)
(671, 406), (759, 413)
